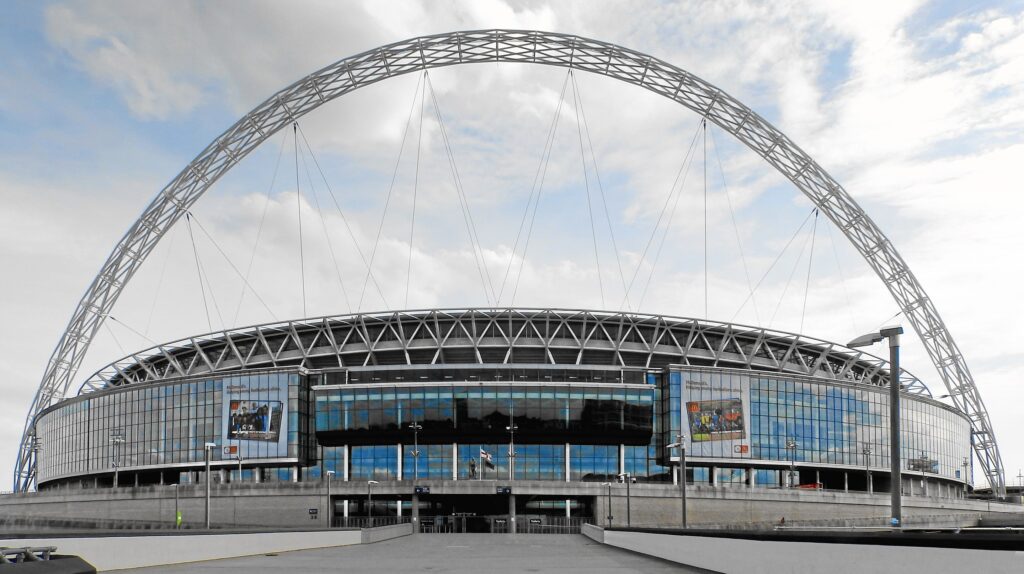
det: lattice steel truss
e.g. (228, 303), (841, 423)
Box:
(76, 308), (929, 394)
(14, 30), (1004, 494)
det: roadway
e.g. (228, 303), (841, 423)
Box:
(116, 533), (714, 573)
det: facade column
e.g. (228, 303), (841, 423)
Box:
(711, 467), (718, 486)
(844, 472), (848, 492)
(343, 499), (349, 518)
(343, 445), (349, 481)
(452, 442), (458, 480)
(749, 468), (756, 487)
(565, 443), (571, 482)
(618, 444), (626, 475)
(397, 443), (403, 481)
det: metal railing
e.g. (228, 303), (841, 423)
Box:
(331, 516), (411, 529)
(1, 547), (57, 564)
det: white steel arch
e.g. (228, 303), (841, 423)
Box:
(14, 30), (1004, 494)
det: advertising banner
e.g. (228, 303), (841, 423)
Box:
(687, 398), (745, 442)
(221, 374), (290, 459)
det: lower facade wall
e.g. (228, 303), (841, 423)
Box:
(1, 482), (1019, 532)
(600, 529), (1024, 574)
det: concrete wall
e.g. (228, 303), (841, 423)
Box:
(360, 522), (413, 544)
(0, 529), (362, 572)
(589, 483), (1022, 528)
(598, 529), (1024, 574)
(3, 480), (1020, 531)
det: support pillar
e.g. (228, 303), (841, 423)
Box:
(509, 494), (517, 534)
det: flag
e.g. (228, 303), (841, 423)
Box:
(480, 448), (495, 469)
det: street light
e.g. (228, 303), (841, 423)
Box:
(600, 482), (613, 527)
(367, 480), (379, 528)
(325, 470), (335, 528)
(862, 445), (873, 494)
(961, 457), (970, 497)
(666, 434), (688, 528)
(848, 325), (904, 527)
(617, 472), (632, 527)
(785, 439), (798, 488)
(506, 423), (518, 481)
(408, 422), (422, 482)
(109, 429), (125, 488)
(204, 442), (216, 529)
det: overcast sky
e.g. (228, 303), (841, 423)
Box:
(2, 0), (1023, 489)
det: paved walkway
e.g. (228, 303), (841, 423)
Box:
(118, 533), (711, 573)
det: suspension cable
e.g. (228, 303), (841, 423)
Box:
(799, 209), (819, 334)
(824, 218), (858, 334)
(233, 130), (288, 325)
(570, 70), (605, 308)
(294, 122), (307, 317)
(188, 213), (278, 321)
(144, 223), (178, 336)
(406, 76), (426, 308)
(357, 72), (425, 311)
(703, 118), (709, 318)
(101, 317), (127, 357)
(636, 123), (702, 309)
(729, 207), (817, 322)
(708, 127), (761, 325)
(618, 119), (705, 310)
(186, 213), (213, 332)
(297, 134), (352, 313)
(294, 124), (389, 309)
(570, 71), (631, 311)
(498, 71), (571, 306)
(107, 315), (157, 346)
(425, 72), (498, 306)
(769, 209), (817, 328)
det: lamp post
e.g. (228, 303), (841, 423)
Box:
(961, 457), (970, 497)
(325, 470), (335, 528)
(600, 482), (613, 527)
(110, 429), (125, 488)
(408, 422), (422, 532)
(848, 325), (904, 527)
(408, 422), (422, 482)
(506, 423), (518, 481)
(785, 439), (798, 488)
(367, 480), (379, 528)
(204, 442), (216, 529)
(863, 446), (873, 494)
(667, 434), (688, 528)
(617, 472), (632, 527)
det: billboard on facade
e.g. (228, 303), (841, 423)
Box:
(687, 398), (745, 442)
(228, 400), (283, 442)
(221, 374), (290, 459)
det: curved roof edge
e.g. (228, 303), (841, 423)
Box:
(77, 308), (930, 396)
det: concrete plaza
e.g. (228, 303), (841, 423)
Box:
(116, 533), (711, 573)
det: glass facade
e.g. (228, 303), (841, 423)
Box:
(35, 364), (973, 493)
(673, 368), (972, 482)
(314, 383), (654, 444)
(35, 371), (312, 483)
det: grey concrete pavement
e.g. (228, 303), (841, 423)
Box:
(116, 534), (712, 573)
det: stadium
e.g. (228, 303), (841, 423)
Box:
(8, 31), (1019, 531)
(26, 308), (976, 528)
